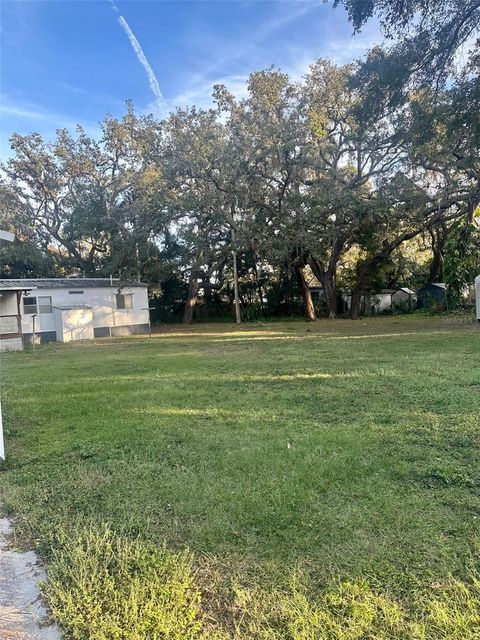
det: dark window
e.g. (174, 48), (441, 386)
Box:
(23, 297), (37, 315)
(116, 293), (133, 309)
(68, 290), (84, 295)
(23, 296), (52, 314)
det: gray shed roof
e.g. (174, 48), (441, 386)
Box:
(0, 278), (147, 290)
(392, 287), (416, 295)
(419, 282), (446, 291)
(54, 304), (93, 310)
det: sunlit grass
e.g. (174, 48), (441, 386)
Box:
(1, 314), (479, 638)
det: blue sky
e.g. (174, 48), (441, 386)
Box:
(1, 0), (381, 158)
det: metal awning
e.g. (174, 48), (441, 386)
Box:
(0, 285), (37, 293)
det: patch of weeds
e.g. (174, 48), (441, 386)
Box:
(212, 572), (480, 639)
(225, 577), (411, 639)
(419, 574), (480, 639)
(420, 465), (478, 489)
(44, 525), (203, 640)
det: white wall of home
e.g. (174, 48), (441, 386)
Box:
(0, 291), (22, 351)
(0, 291), (18, 316)
(21, 286), (149, 334)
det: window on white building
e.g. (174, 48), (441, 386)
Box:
(116, 293), (133, 309)
(38, 296), (53, 314)
(23, 296), (53, 314)
(23, 297), (37, 315)
(68, 290), (84, 295)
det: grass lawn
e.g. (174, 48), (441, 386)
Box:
(1, 314), (480, 638)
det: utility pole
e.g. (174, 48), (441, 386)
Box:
(0, 229), (15, 460)
(231, 227), (241, 324)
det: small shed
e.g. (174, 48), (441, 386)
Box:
(365, 291), (394, 314)
(54, 305), (94, 343)
(342, 289), (412, 315)
(417, 283), (448, 310)
(392, 287), (416, 311)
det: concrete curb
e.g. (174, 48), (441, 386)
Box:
(0, 517), (62, 639)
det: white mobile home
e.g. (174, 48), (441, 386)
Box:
(0, 278), (150, 351)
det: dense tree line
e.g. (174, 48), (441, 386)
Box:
(1, 3), (479, 321)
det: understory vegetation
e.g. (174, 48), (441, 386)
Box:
(1, 315), (479, 638)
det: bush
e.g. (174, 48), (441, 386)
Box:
(44, 526), (203, 640)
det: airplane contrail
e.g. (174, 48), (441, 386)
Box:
(109, 0), (165, 105)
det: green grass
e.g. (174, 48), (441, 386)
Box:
(1, 314), (480, 638)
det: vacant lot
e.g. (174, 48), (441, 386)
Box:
(1, 315), (480, 638)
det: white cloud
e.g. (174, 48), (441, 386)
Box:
(170, 2), (381, 112)
(0, 101), (78, 128)
(108, 0), (167, 115)
(0, 98), (103, 160)
(327, 30), (381, 65)
(171, 36), (379, 111)
(173, 73), (250, 108)
(116, 16), (163, 101)
(173, 56), (322, 110)
(57, 81), (88, 95)
(203, 1), (322, 78)
(173, 2), (324, 108)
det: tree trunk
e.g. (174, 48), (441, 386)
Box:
(253, 254), (265, 313)
(309, 257), (337, 318)
(350, 288), (362, 320)
(349, 255), (387, 319)
(183, 275), (200, 324)
(295, 266), (316, 321)
(323, 270), (337, 319)
(183, 253), (205, 324)
(429, 225), (447, 282)
(231, 228), (241, 324)
(83, 259), (97, 277)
